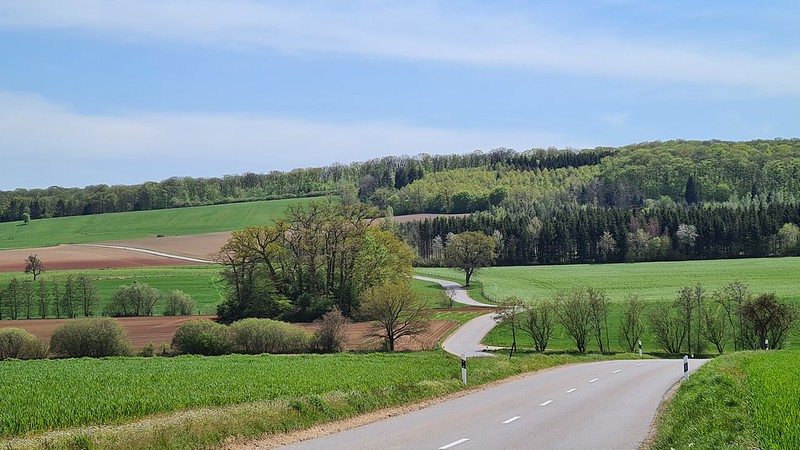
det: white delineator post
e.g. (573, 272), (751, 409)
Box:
(638, 339), (642, 357)
(683, 355), (689, 381)
(765, 339), (769, 350)
(461, 353), (467, 385)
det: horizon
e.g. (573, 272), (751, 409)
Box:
(2, 1), (799, 190)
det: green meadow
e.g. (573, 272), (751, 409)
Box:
(417, 257), (800, 351)
(0, 197), (317, 250)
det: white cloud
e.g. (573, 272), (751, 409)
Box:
(1, 1), (799, 94)
(0, 91), (571, 187)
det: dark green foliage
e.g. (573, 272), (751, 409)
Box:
(49, 317), (132, 358)
(171, 319), (232, 355)
(229, 318), (309, 354)
(0, 327), (46, 360)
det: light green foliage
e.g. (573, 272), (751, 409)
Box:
(162, 289), (196, 316)
(230, 318), (309, 354)
(653, 351), (800, 450)
(391, 166), (596, 214)
(49, 317), (132, 358)
(0, 198), (315, 250)
(171, 319), (232, 356)
(104, 283), (162, 317)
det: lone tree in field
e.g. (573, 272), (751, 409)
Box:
(359, 280), (428, 351)
(445, 231), (497, 287)
(24, 255), (44, 281)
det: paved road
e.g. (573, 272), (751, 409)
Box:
(413, 276), (498, 357)
(282, 358), (709, 450)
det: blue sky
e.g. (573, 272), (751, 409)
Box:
(1, 1), (799, 190)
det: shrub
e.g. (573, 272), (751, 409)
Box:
(311, 307), (348, 353)
(163, 290), (196, 316)
(50, 318), (132, 358)
(104, 283), (161, 317)
(171, 319), (232, 355)
(0, 328), (46, 360)
(230, 318), (309, 354)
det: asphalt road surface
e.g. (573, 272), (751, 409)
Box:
(412, 276), (497, 357)
(282, 358), (708, 450)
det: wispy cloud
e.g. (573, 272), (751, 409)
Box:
(1, 1), (799, 94)
(0, 90), (570, 188)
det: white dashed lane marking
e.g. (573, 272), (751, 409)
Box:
(502, 416), (521, 424)
(439, 438), (470, 449)
(589, 378), (599, 383)
(566, 388), (577, 394)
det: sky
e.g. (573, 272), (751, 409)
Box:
(1, 1), (799, 191)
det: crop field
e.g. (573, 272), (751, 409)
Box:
(0, 198), (316, 250)
(0, 266), (224, 315)
(0, 352), (643, 449)
(653, 350), (800, 449)
(417, 257), (800, 352)
(0, 269), (448, 318)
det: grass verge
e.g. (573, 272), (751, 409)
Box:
(651, 350), (800, 450)
(2, 352), (641, 450)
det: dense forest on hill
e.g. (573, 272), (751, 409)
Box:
(3, 138), (800, 266)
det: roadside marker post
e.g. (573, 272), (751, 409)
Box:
(765, 339), (769, 350)
(638, 339), (642, 357)
(461, 353), (467, 385)
(683, 355), (689, 381)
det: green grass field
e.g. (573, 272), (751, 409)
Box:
(0, 351), (643, 449)
(0, 198), (317, 250)
(653, 350), (800, 450)
(417, 257), (800, 352)
(0, 269), (450, 318)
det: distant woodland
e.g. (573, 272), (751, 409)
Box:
(3, 138), (800, 265)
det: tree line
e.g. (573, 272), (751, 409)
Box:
(0, 147), (609, 223)
(402, 199), (800, 266)
(0, 277), (196, 320)
(497, 282), (798, 355)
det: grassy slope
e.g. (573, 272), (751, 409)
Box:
(652, 350), (800, 450)
(418, 258), (800, 351)
(0, 198), (316, 250)
(0, 352), (644, 449)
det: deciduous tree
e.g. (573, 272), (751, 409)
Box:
(445, 231), (497, 286)
(359, 280), (428, 351)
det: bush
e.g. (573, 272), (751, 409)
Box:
(49, 318), (132, 358)
(0, 328), (46, 360)
(104, 283), (161, 317)
(311, 307), (348, 353)
(230, 318), (309, 354)
(163, 290), (196, 316)
(171, 319), (232, 355)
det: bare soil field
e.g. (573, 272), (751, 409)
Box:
(0, 245), (206, 273)
(0, 214), (468, 273)
(0, 317), (457, 352)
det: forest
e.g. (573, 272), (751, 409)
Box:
(3, 138), (800, 267)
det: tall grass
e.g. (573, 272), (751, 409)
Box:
(652, 351), (800, 450)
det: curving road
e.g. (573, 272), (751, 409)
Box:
(413, 276), (498, 357)
(281, 358), (709, 450)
